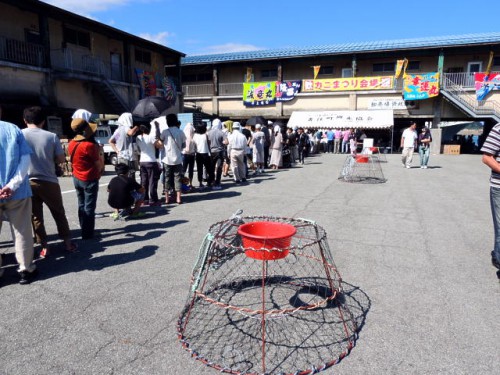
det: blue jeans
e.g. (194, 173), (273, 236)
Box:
(73, 177), (99, 239)
(490, 187), (500, 262)
(419, 145), (430, 166)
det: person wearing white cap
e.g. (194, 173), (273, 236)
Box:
(227, 122), (247, 183)
(269, 125), (284, 169)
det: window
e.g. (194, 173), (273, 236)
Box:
(407, 61), (420, 71)
(342, 68), (353, 78)
(63, 26), (90, 49)
(318, 66), (333, 75)
(373, 62), (395, 73)
(447, 67), (463, 73)
(182, 73), (212, 82)
(135, 49), (151, 65)
(261, 69), (277, 78)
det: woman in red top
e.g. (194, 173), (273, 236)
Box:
(68, 118), (104, 239)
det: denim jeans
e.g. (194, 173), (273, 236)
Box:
(419, 145), (430, 166)
(490, 186), (500, 262)
(73, 177), (99, 239)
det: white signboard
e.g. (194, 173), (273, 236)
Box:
(368, 98), (407, 110)
(288, 110), (394, 129)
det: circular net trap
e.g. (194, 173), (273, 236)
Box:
(338, 154), (386, 184)
(177, 214), (360, 375)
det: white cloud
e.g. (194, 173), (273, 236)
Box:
(138, 32), (173, 46)
(193, 43), (264, 55)
(40, 0), (130, 13)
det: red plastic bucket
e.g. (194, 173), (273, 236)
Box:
(370, 147), (378, 153)
(238, 221), (297, 260)
(356, 155), (369, 163)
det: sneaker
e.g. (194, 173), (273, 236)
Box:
(19, 269), (38, 285)
(40, 247), (49, 258)
(423, 166), (428, 169)
(212, 185), (222, 190)
(110, 212), (120, 220)
(406, 165), (411, 169)
(402, 163), (406, 167)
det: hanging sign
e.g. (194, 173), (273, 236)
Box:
(243, 81), (276, 106)
(302, 76), (393, 92)
(403, 72), (439, 100)
(276, 80), (301, 102)
(475, 72), (500, 101)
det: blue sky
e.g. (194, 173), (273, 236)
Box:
(41, 0), (498, 56)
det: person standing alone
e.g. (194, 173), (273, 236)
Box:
(401, 122), (418, 168)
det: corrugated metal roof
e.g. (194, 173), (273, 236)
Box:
(182, 32), (500, 65)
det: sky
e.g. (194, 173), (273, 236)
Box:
(41, 0), (499, 56)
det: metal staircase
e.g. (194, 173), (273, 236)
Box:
(441, 75), (500, 123)
(95, 78), (129, 114)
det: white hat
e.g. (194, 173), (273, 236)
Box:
(267, 120), (273, 125)
(255, 124), (262, 129)
(233, 122), (241, 129)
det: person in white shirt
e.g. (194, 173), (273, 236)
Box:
(227, 122), (248, 183)
(400, 122), (418, 168)
(136, 122), (161, 206)
(193, 123), (214, 188)
(155, 114), (186, 204)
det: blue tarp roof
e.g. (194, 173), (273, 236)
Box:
(182, 32), (500, 65)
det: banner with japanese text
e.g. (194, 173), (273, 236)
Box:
(302, 76), (393, 92)
(276, 80), (301, 102)
(287, 110), (394, 129)
(135, 68), (157, 98)
(243, 81), (276, 106)
(475, 72), (500, 101)
(403, 72), (439, 100)
(368, 98), (408, 110)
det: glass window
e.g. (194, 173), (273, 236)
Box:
(261, 69), (277, 78)
(373, 62), (395, 72)
(63, 26), (90, 49)
(318, 66), (333, 75)
(135, 49), (151, 65)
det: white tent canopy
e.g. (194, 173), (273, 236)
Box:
(287, 110), (394, 129)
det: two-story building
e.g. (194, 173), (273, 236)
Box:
(181, 32), (500, 152)
(0, 0), (184, 135)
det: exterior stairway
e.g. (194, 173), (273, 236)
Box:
(95, 78), (129, 114)
(441, 75), (500, 123)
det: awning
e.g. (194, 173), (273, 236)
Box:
(287, 110), (394, 129)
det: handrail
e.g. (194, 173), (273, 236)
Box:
(442, 75), (500, 120)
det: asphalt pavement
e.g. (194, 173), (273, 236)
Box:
(0, 152), (499, 375)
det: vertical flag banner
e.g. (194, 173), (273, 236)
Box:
(395, 59), (407, 78)
(485, 51), (494, 76)
(162, 76), (177, 106)
(313, 66), (321, 80)
(276, 80), (302, 101)
(135, 68), (157, 98)
(246, 68), (253, 82)
(403, 72), (440, 100)
(243, 81), (276, 106)
(475, 72), (500, 101)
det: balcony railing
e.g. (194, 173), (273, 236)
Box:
(0, 36), (46, 66)
(442, 72), (476, 89)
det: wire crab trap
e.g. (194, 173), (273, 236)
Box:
(361, 146), (387, 163)
(177, 212), (358, 375)
(338, 154), (386, 184)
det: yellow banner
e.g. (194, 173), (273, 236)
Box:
(313, 65), (321, 80)
(395, 59), (407, 78)
(302, 76), (394, 92)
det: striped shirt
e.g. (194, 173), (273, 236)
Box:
(481, 123), (500, 187)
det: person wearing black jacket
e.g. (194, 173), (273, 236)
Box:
(297, 127), (309, 165)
